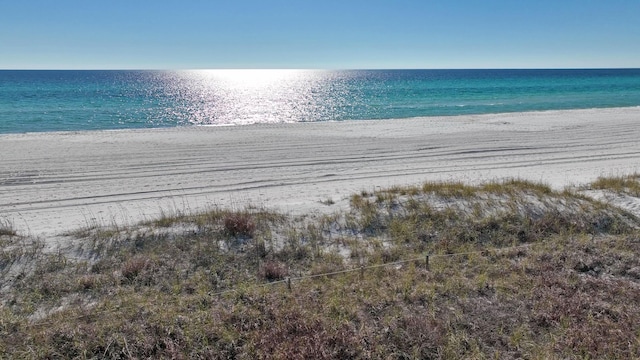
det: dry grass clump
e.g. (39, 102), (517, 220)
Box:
(590, 173), (640, 196)
(422, 180), (477, 197)
(121, 255), (153, 283)
(223, 212), (256, 238)
(0, 217), (17, 237)
(259, 260), (289, 281)
(2, 179), (640, 358)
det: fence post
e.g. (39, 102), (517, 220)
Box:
(425, 254), (430, 271)
(287, 277), (292, 291)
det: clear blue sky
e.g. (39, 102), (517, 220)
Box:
(1, 0), (639, 69)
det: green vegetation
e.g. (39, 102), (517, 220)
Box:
(2, 178), (640, 358)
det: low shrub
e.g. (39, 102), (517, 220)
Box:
(121, 255), (152, 282)
(259, 260), (288, 281)
(223, 212), (256, 238)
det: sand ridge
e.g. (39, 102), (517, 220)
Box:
(1, 107), (639, 237)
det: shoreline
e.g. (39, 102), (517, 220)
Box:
(1, 105), (640, 136)
(1, 107), (639, 237)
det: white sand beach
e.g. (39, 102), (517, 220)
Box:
(1, 107), (639, 237)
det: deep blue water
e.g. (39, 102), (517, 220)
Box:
(1, 69), (639, 133)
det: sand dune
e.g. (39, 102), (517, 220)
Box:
(1, 107), (639, 237)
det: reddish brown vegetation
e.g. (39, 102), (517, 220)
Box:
(223, 212), (256, 238)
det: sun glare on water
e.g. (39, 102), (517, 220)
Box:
(190, 69), (307, 88)
(171, 69), (330, 125)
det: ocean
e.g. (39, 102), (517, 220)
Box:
(1, 69), (639, 134)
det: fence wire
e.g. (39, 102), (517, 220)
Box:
(25, 243), (533, 328)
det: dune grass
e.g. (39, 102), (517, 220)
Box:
(589, 172), (640, 196)
(0, 217), (17, 237)
(2, 178), (640, 358)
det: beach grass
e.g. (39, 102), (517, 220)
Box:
(589, 172), (640, 196)
(0, 217), (17, 237)
(2, 178), (640, 358)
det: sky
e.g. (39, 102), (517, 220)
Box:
(1, 0), (639, 69)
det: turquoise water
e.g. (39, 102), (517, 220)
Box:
(1, 69), (639, 133)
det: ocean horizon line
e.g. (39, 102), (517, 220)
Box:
(2, 67), (640, 71)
